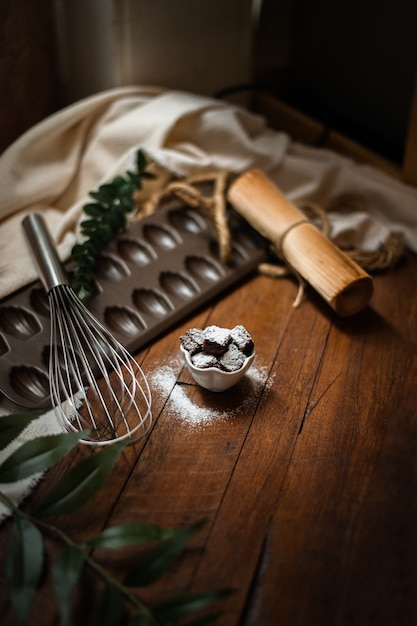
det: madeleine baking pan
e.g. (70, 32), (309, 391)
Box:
(0, 199), (268, 409)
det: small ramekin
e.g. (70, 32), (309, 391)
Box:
(180, 345), (256, 392)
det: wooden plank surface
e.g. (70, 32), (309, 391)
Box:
(1, 251), (417, 626)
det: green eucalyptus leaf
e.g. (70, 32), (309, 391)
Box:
(153, 589), (233, 623)
(119, 182), (134, 196)
(81, 223), (100, 237)
(72, 276), (93, 296)
(93, 583), (126, 626)
(0, 430), (90, 483)
(76, 284), (92, 300)
(71, 148), (155, 297)
(136, 150), (148, 172)
(4, 516), (44, 626)
(89, 190), (104, 202)
(107, 211), (126, 233)
(83, 238), (102, 255)
(124, 520), (205, 587)
(119, 195), (135, 213)
(87, 521), (177, 549)
(73, 262), (91, 278)
(97, 222), (114, 243)
(34, 441), (127, 517)
(71, 242), (85, 258)
(52, 544), (86, 626)
(92, 184), (117, 204)
(0, 409), (45, 451)
(126, 170), (139, 184)
(77, 254), (96, 270)
(111, 175), (127, 187)
(83, 203), (107, 217)
(81, 217), (102, 229)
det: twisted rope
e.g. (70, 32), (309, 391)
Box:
(134, 170), (235, 263)
(134, 171), (405, 297)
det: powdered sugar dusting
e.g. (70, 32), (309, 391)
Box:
(170, 383), (224, 424)
(147, 355), (271, 426)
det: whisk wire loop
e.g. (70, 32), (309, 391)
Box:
(48, 285), (152, 445)
(22, 212), (152, 446)
(50, 286), (101, 434)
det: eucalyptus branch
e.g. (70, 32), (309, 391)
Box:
(0, 488), (155, 623)
(71, 149), (156, 299)
(1, 388), (228, 625)
(47, 526), (156, 624)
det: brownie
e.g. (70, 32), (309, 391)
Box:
(180, 327), (205, 355)
(219, 343), (246, 372)
(230, 324), (254, 356)
(181, 324), (254, 373)
(191, 352), (219, 369)
(202, 325), (231, 356)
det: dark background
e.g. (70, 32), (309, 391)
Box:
(1, 0), (416, 164)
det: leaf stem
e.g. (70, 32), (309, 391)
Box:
(0, 489), (157, 624)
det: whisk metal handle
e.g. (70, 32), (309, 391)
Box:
(22, 213), (69, 292)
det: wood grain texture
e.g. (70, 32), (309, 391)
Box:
(1, 253), (417, 626)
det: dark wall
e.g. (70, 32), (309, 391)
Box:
(0, 0), (61, 153)
(255, 0), (417, 163)
(1, 0), (416, 163)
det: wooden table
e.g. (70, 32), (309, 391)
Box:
(1, 249), (417, 626)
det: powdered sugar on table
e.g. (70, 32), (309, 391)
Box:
(147, 355), (271, 427)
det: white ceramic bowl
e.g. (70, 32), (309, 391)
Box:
(180, 345), (256, 392)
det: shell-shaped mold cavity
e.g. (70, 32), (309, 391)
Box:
(0, 306), (42, 340)
(143, 224), (180, 250)
(104, 306), (146, 336)
(0, 333), (9, 356)
(159, 271), (199, 300)
(234, 227), (263, 250)
(117, 238), (157, 266)
(94, 254), (130, 282)
(132, 288), (174, 318)
(43, 343), (100, 395)
(185, 256), (224, 283)
(10, 365), (50, 404)
(168, 208), (207, 234)
(30, 288), (50, 317)
(42, 343), (75, 373)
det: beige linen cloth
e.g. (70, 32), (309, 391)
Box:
(1, 84), (417, 301)
(1, 85), (417, 520)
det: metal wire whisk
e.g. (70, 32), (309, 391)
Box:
(22, 213), (152, 446)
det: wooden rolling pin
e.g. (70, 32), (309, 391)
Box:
(227, 169), (373, 316)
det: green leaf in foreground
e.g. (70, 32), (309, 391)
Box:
(124, 520), (205, 587)
(51, 544), (86, 626)
(87, 521), (177, 549)
(0, 430), (90, 483)
(93, 583), (126, 626)
(34, 441), (127, 517)
(4, 516), (44, 626)
(0, 409), (45, 451)
(153, 589), (233, 624)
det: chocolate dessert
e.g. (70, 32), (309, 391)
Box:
(180, 324), (254, 372)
